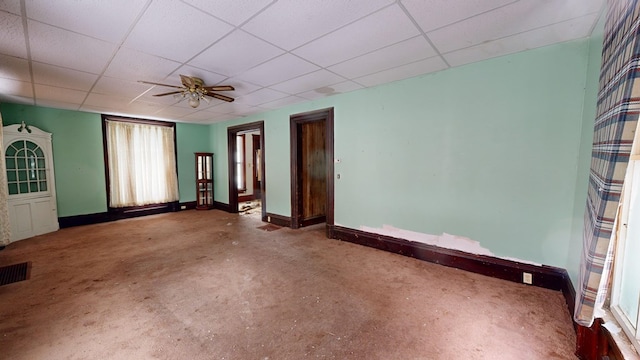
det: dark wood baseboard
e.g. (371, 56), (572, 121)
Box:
(180, 201), (197, 210)
(329, 225), (567, 290)
(213, 201), (231, 213)
(263, 213), (291, 227)
(59, 201), (197, 228)
(299, 215), (326, 228)
(59, 212), (112, 228)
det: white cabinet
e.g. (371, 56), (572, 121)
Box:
(3, 124), (59, 242)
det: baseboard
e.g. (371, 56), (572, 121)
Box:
(329, 225), (567, 291)
(180, 201), (197, 210)
(263, 213), (291, 227)
(59, 201), (196, 228)
(59, 212), (112, 228)
(213, 201), (231, 212)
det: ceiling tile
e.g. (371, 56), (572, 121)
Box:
(400, 0), (516, 32)
(92, 76), (151, 98)
(103, 47), (181, 81)
(0, 77), (32, 97)
(28, 20), (116, 74)
(34, 99), (80, 111)
(355, 56), (448, 87)
(292, 4), (420, 67)
(297, 80), (364, 99)
(242, 0), (394, 50)
(234, 53), (319, 87)
(208, 113), (243, 122)
(190, 30), (285, 77)
(123, 0), (233, 63)
(328, 36), (437, 79)
(25, 0), (149, 43)
(125, 100), (168, 114)
(209, 101), (258, 114)
(235, 88), (288, 106)
(271, 70), (345, 95)
(84, 92), (133, 109)
(259, 95), (306, 110)
(181, 0), (273, 26)
(0, 54), (30, 81)
(428, 0), (602, 53)
(0, 11), (27, 58)
(153, 106), (196, 119)
(34, 84), (87, 104)
(178, 110), (219, 122)
(169, 66), (227, 86)
(222, 79), (261, 96)
(32, 62), (98, 91)
(444, 14), (599, 67)
(0, 1), (21, 14)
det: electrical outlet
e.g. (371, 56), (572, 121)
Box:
(180, 205), (186, 210)
(523, 272), (533, 285)
(268, 216), (271, 222)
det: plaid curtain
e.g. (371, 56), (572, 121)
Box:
(575, 0), (640, 326)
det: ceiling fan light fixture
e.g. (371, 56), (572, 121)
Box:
(188, 95), (200, 108)
(139, 75), (235, 106)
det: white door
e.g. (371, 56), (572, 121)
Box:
(3, 124), (59, 242)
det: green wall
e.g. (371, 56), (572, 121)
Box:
(211, 38), (597, 271)
(176, 122), (212, 202)
(0, 104), (106, 217)
(0, 103), (210, 216)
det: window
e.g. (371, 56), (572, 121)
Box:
(610, 124), (640, 353)
(236, 134), (246, 192)
(103, 116), (179, 208)
(5, 140), (47, 195)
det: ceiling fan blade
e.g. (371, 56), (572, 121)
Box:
(138, 80), (184, 89)
(203, 85), (235, 92)
(207, 92), (234, 102)
(153, 90), (184, 97)
(180, 74), (195, 89)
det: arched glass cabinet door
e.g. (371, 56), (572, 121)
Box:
(5, 140), (49, 196)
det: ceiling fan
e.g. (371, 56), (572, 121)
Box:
(139, 74), (235, 108)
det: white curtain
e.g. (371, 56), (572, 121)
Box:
(0, 109), (11, 245)
(105, 120), (179, 207)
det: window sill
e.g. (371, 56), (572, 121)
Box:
(602, 310), (640, 360)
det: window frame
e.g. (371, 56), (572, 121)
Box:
(608, 122), (640, 354)
(101, 115), (179, 216)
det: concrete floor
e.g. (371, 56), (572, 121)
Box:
(0, 210), (576, 359)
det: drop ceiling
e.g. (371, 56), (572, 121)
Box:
(0, 0), (604, 124)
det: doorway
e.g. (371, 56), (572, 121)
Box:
(227, 121), (265, 220)
(290, 108), (334, 230)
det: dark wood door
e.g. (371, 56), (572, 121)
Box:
(290, 107), (334, 231)
(300, 120), (326, 224)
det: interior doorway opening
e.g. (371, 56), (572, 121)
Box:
(227, 121), (265, 220)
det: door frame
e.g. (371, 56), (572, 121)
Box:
(290, 107), (334, 230)
(227, 121), (265, 219)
